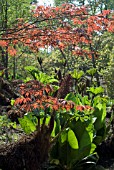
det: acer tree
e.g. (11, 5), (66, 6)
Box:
(25, 4), (114, 84)
(0, 3), (113, 80)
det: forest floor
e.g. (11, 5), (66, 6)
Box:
(0, 77), (114, 170)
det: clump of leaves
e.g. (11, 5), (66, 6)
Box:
(24, 66), (58, 85)
(0, 115), (21, 144)
(14, 80), (75, 133)
(14, 80), (74, 112)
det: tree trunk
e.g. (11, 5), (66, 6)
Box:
(0, 77), (19, 105)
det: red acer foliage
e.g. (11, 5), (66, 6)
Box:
(8, 46), (17, 56)
(14, 80), (93, 117)
(76, 105), (93, 111)
(14, 80), (75, 113)
(0, 3), (113, 57)
(0, 40), (7, 47)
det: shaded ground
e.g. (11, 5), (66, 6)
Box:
(0, 129), (50, 170)
(96, 136), (114, 170)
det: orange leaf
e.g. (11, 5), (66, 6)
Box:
(0, 40), (7, 47)
(8, 47), (17, 56)
(102, 10), (110, 16)
(25, 92), (30, 97)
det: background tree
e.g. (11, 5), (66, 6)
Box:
(0, 0), (32, 79)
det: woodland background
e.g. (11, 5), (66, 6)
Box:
(0, 0), (114, 170)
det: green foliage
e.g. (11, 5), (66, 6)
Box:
(54, 0), (75, 6)
(50, 90), (110, 169)
(0, 115), (19, 144)
(18, 112), (37, 134)
(51, 115), (96, 169)
(68, 128), (79, 149)
(87, 86), (104, 96)
(71, 69), (84, 80)
(0, 0), (32, 28)
(11, 99), (15, 106)
(54, 0), (114, 11)
(24, 66), (58, 84)
(0, 115), (16, 130)
(103, 57), (114, 99)
(86, 68), (97, 77)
